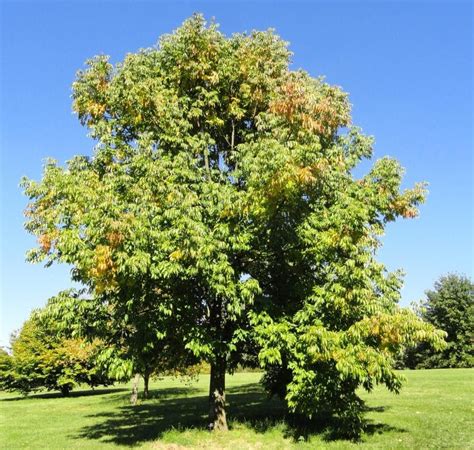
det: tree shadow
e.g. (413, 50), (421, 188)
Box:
(141, 386), (201, 401)
(1, 387), (128, 402)
(229, 385), (406, 443)
(75, 382), (406, 446)
(279, 404), (406, 443)
(286, 419), (407, 444)
(76, 392), (209, 445)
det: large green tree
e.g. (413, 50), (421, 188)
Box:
(23, 15), (444, 431)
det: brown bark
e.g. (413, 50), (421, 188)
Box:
(130, 373), (140, 405)
(208, 356), (228, 431)
(143, 371), (150, 399)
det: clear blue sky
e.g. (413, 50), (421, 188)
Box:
(1, 1), (472, 347)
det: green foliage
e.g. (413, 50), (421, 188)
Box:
(404, 274), (473, 369)
(38, 290), (197, 385)
(22, 14), (445, 430)
(0, 310), (114, 396)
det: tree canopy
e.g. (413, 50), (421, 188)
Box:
(22, 15), (445, 432)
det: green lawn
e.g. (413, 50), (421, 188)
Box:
(1, 369), (472, 449)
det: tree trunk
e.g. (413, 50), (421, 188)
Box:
(60, 385), (71, 397)
(130, 373), (140, 405)
(143, 371), (150, 399)
(208, 356), (228, 431)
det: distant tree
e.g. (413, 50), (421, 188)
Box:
(22, 15), (445, 432)
(0, 310), (114, 396)
(0, 348), (13, 387)
(405, 274), (473, 369)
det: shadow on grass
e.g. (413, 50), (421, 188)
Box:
(75, 382), (406, 446)
(1, 387), (128, 402)
(141, 387), (201, 400)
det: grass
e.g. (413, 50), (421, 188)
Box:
(0, 369), (472, 449)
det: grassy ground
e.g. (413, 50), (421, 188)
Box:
(0, 369), (472, 449)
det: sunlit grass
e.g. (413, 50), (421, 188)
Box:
(1, 369), (472, 448)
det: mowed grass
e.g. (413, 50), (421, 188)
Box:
(0, 369), (472, 449)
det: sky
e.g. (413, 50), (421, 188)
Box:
(0, 1), (472, 347)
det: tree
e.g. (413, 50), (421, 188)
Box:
(0, 348), (13, 386)
(405, 274), (473, 369)
(41, 290), (197, 402)
(22, 15), (444, 432)
(0, 310), (113, 396)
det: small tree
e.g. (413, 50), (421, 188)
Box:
(405, 274), (473, 369)
(41, 289), (197, 402)
(0, 311), (113, 396)
(23, 15), (445, 431)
